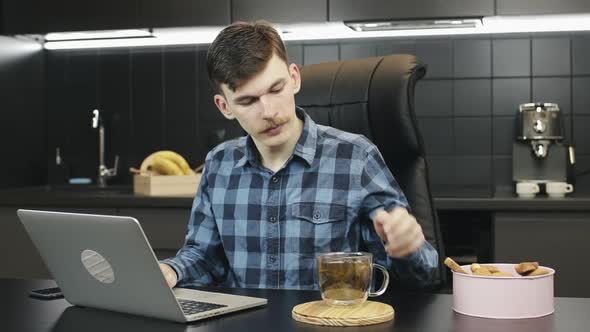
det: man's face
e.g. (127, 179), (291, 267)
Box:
(214, 53), (302, 152)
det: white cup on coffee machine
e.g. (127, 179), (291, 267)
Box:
(516, 182), (540, 198)
(545, 182), (573, 198)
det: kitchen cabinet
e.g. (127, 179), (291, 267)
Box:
(2, 0), (139, 34)
(494, 212), (590, 297)
(1, 0), (47, 34)
(2, 0), (230, 34)
(139, 0), (230, 28)
(496, 0), (590, 15)
(329, 0), (494, 21)
(232, 0), (327, 24)
(44, 0), (139, 33)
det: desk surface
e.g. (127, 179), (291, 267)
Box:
(2, 279), (589, 332)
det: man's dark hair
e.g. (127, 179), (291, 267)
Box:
(207, 21), (289, 94)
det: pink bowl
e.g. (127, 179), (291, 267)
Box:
(452, 263), (555, 319)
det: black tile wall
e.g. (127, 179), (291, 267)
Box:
(493, 156), (513, 187)
(285, 44), (303, 65)
(43, 31), (590, 194)
(573, 77), (590, 115)
(303, 44), (339, 65)
(414, 40), (453, 79)
(340, 42), (376, 61)
(416, 118), (453, 155)
(454, 79), (491, 116)
(492, 78), (531, 115)
(453, 39), (491, 78)
(532, 77), (571, 114)
(414, 80), (453, 117)
(376, 40), (415, 56)
(492, 116), (517, 155)
(426, 156), (455, 186)
(574, 116), (590, 154)
(453, 156), (492, 186)
(563, 115), (573, 143)
(532, 37), (571, 76)
(572, 35), (590, 75)
(575, 155), (590, 194)
(492, 38), (530, 77)
(454, 118), (492, 155)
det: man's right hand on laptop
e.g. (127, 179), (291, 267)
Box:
(159, 263), (178, 288)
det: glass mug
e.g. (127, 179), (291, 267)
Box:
(317, 252), (389, 306)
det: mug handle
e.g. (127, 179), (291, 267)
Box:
(368, 263), (389, 297)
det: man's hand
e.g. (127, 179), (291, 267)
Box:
(373, 207), (425, 258)
(159, 263), (178, 288)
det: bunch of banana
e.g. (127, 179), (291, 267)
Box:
(142, 150), (194, 176)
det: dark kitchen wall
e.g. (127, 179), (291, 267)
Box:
(46, 31), (590, 195)
(0, 36), (45, 189)
(46, 46), (243, 184)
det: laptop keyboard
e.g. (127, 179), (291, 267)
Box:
(178, 299), (228, 315)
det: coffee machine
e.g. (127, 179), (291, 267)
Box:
(512, 103), (575, 196)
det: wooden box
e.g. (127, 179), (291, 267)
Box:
(133, 174), (202, 197)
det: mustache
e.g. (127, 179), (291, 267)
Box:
(259, 118), (288, 133)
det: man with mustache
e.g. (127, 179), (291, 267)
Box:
(159, 21), (439, 290)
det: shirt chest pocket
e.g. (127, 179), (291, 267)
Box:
(287, 202), (349, 253)
(291, 202), (347, 224)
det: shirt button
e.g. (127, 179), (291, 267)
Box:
(272, 177), (278, 183)
(313, 211), (321, 220)
(269, 255), (276, 263)
(269, 216), (277, 223)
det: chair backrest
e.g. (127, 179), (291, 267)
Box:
(296, 55), (445, 288)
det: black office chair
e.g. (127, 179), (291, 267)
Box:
(296, 54), (446, 289)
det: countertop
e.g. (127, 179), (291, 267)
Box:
(1, 184), (590, 211)
(0, 185), (194, 208)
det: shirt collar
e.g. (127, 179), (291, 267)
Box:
(234, 107), (317, 168)
(292, 107), (317, 167)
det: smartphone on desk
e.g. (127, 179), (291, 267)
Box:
(29, 286), (63, 300)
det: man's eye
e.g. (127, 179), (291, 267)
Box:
(271, 87), (283, 94)
(239, 99), (255, 106)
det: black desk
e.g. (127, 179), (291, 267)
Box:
(2, 279), (589, 332)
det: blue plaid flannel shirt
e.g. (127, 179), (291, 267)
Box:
(162, 107), (438, 290)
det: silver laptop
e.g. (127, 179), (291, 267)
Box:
(17, 209), (267, 323)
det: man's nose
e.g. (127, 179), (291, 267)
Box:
(260, 95), (277, 119)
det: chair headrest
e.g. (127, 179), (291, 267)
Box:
(296, 54), (427, 160)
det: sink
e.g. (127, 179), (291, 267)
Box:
(41, 184), (132, 195)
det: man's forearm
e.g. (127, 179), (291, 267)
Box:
(160, 245), (217, 285)
(387, 241), (439, 288)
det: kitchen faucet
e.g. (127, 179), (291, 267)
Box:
(91, 109), (119, 187)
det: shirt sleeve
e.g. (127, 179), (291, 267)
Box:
(160, 154), (231, 287)
(359, 145), (439, 288)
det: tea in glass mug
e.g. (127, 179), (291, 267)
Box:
(317, 252), (389, 306)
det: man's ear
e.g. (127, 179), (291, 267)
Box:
(213, 93), (235, 120)
(289, 63), (302, 94)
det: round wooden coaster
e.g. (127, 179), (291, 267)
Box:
(292, 300), (394, 326)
